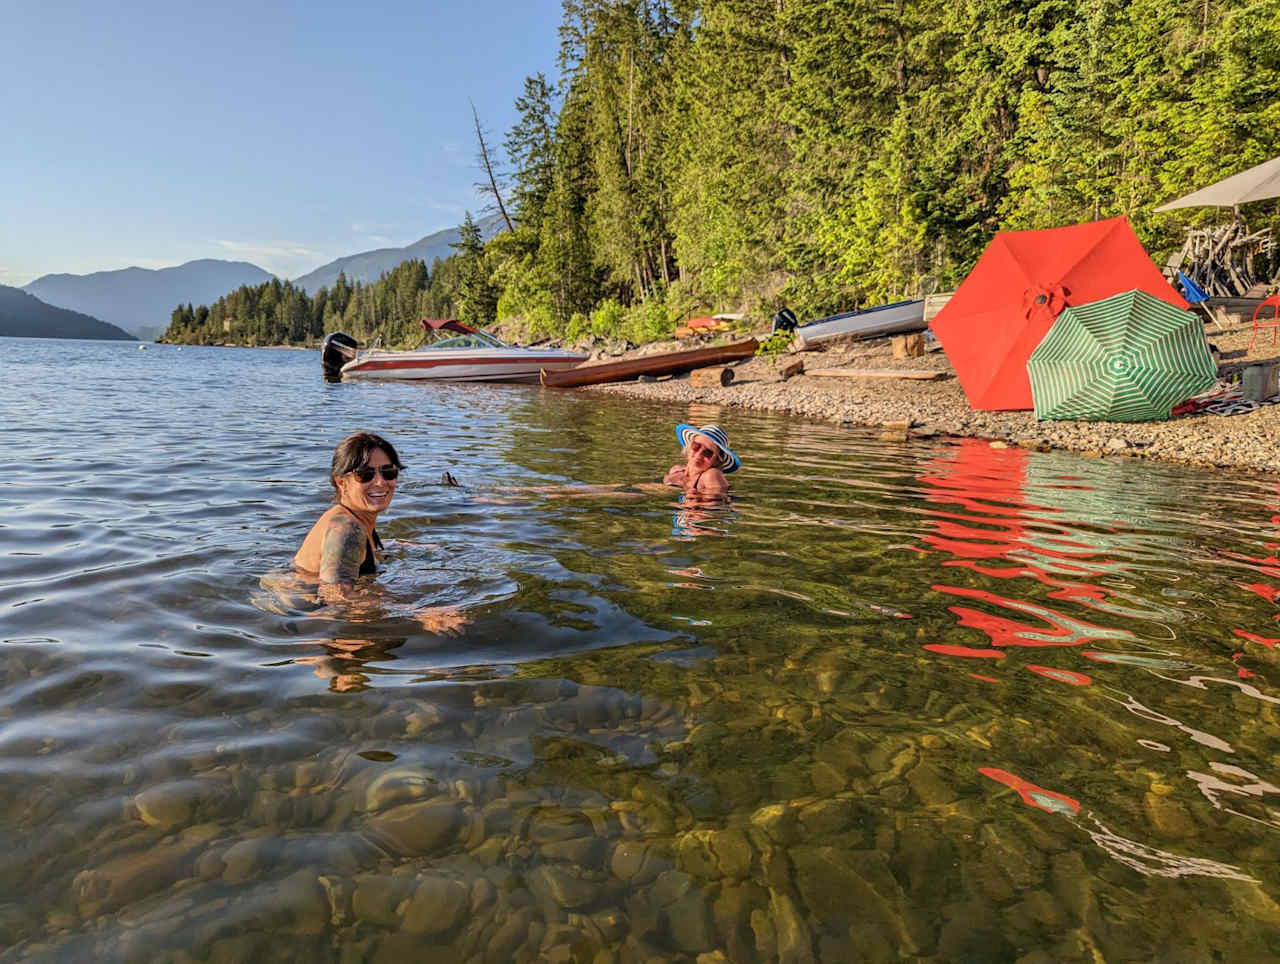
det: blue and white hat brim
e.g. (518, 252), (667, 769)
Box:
(675, 423), (740, 474)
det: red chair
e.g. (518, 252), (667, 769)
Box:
(1249, 294), (1280, 351)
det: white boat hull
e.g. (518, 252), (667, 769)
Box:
(794, 299), (926, 347)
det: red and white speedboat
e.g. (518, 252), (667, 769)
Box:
(322, 319), (588, 383)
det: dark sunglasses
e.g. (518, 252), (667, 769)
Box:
(350, 465), (400, 483)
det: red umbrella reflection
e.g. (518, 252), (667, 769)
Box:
(919, 439), (1034, 560)
(979, 767), (1080, 815)
(1027, 664), (1093, 686)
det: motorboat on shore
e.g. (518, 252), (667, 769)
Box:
(322, 319), (589, 383)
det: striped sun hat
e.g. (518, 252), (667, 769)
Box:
(675, 423), (740, 473)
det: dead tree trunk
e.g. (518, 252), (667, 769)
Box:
(471, 102), (514, 233)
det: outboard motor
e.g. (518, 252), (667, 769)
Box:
(321, 332), (358, 381)
(771, 307), (798, 335)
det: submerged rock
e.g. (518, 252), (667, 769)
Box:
(366, 799), (462, 857)
(364, 768), (442, 812)
(678, 829), (754, 881)
(133, 782), (201, 830)
(528, 864), (599, 910)
(400, 874), (468, 936)
(667, 889), (717, 954)
(610, 840), (665, 885)
(767, 889), (815, 964)
(72, 842), (191, 918)
(352, 874), (416, 927)
(750, 803), (798, 845)
(1143, 792), (1198, 839)
(906, 761), (959, 806)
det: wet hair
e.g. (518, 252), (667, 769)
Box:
(329, 431), (404, 498)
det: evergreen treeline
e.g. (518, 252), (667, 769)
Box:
(488, 0), (1279, 333)
(170, 0), (1280, 347)
(160, 218), (492, 346)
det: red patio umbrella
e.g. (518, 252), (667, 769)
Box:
(930, 217), (1188, 410)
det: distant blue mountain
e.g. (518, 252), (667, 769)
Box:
(0, 284), (135, 340)
(292, 214), (507, 293)
(25, 259), (275, 341)
(22, 215), (509, 336)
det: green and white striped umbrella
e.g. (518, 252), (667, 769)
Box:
(1027, 289), (1216, 422)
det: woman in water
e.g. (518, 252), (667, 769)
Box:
(663, 423), (739, 497)
(294, 431), (404, 602)
(435, 422), (740, 507)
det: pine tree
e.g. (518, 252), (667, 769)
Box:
(452, 213), (499, 325)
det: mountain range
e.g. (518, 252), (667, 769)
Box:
(25, 260), (274, 342)
(291, 214), (506, 292)
(21, 213), (507, 340)
(0, 284), (136, 340)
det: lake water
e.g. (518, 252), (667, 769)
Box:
(2, 336), (1278, 961)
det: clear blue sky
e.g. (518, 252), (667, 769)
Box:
(1, 1), (565, 286)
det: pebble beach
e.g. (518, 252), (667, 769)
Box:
(582, 314), (1280, 474)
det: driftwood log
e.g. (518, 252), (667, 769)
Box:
(805, 368), (946, 381)
(1167, 221), (1277, 298)
(690, 366), (735, 388)
(892, 333), (924, 359)
(778, 358), (805, 380)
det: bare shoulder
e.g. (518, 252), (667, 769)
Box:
(295, 506), (341, 573)
(697, 468), (729, 494)
(318, 513), (368, 584)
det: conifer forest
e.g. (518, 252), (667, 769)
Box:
(164, 0), (1280, 347)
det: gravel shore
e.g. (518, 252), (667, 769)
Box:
(577, 313), (1280, 474)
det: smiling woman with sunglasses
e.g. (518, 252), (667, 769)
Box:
(662, 423), (739, 497)
(294, 431), (405, 599)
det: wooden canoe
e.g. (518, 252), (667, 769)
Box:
(540, 338), (759, 388)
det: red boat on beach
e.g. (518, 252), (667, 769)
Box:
(539, 338), (759, 388)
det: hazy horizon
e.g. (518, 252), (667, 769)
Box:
(2, 1), (563, 287)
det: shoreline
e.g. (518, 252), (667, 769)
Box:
(576, 317), (1280, 475)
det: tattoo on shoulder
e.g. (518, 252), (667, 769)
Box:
(319, 516), (367, 584)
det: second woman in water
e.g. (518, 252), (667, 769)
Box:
(663, 423), (739, 497)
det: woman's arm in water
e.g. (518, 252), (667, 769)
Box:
(663, 465), (687, 486)
(317, 515), (368, 601)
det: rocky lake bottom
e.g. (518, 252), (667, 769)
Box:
(1, 338), (1277, 961)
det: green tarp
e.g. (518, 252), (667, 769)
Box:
(1027, 289), (1216, 422)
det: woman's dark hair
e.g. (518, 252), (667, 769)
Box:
(330, 431), (404, 498)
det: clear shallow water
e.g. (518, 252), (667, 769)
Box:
(1, 336), (1278, 961)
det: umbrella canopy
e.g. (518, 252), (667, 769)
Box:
(1154, 155), (1280, 211)
(1027, 289), (1216, 422)
(930, 217), (1187, 410)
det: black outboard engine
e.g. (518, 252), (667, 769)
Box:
(321, 332), (358, 381)
(771, 307), (798, 335)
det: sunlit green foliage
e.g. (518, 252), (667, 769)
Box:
(488, 0), (1278, 336)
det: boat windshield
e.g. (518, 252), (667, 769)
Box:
(424, 330), (509, 351)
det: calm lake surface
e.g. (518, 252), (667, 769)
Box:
(2, 336), (1278, 961)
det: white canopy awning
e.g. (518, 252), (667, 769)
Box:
(1154, 155), (1280, 211)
